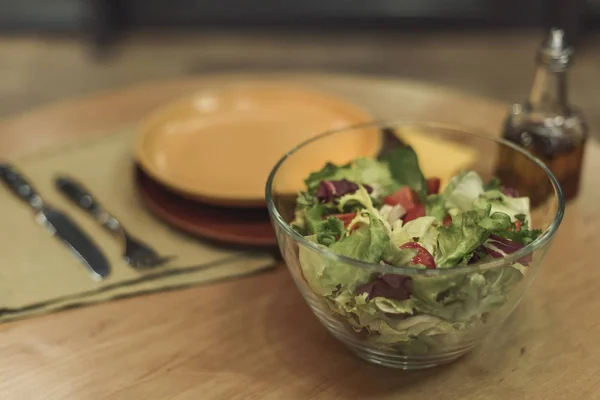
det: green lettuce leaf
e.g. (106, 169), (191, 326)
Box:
(497, 214), (542, 245)
(483, 176), (502, 191)
(295, 191), (317, 210)
(425, 194), (446, 223)
(473, 189), (531, 222)
(482, 265), (524, 295)
(337, 185), (377, 214)
(411, 278), (491, 323)
(379, 204), (405, 226)
(410, 263), (524, 323)
(315, 217), (345, 247)
(300, 211), (395, 296)
(435, 207), (491, 267)
(411, 274), (467, 307)
(352, 158), (399, 196)
(327, 291), (380, 327)
(345, 212), (370, 233)
(380, 146), (427, 199)
(304, 204), (326, 234)
(390, 216), (440, 256)
(339, 188), (417, 265)
(330, 212), (388, 263)
(299, 235), (373, 296)
(291, 212), (307, 235)
(326, 293), (430, 349)
(328, 293), (415, 331)
(293, 207), (344, 243)
(304, 159), (398, 196)
(304, 162), (350, 193)
(443, 171), (485, 212)
(478, 211), (512, 233)
(292, 192), (339, 235)
(328, 289), (453, 348)
(373, 297), (415, 314)
(462, 266), (524, 321)
(368, 315), (454, 347)
(337, 185), (392, 231)
(382, 241), (419, 266)
(298, 236), (341, 296)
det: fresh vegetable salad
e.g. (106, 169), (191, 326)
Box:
(292, 145), (542, 353)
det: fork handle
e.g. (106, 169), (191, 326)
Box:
(0, 164), (45, 211)
(56, 176), (121, 232)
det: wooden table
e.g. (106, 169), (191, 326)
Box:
(1, 73), (598, 400)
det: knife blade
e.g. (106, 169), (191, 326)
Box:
(0, 164), (111, 280)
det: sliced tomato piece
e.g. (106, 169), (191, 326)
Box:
(328, 212), (356, 228)
(403, 204), (426, 223)
(514, 219), (522, 232)
(384, 187), (418, 209)
(443, 214), (452, 227)
(400, 242), (436, 269)
(426, 178), (441, 194)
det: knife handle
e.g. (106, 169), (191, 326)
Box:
(0, 164), (44, 210)
(56, 176), (121, 232)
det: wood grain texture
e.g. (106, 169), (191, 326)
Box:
(0, 73), (598, 400)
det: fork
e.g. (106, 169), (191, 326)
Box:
(56, 176), (175, 269)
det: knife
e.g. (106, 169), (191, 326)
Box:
(0, 164), (111, 280)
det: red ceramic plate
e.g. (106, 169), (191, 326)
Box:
(135, 167), (277, 247)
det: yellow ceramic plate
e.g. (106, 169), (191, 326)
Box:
(134, 83), (379, 207)
(396, 127), (479, 190)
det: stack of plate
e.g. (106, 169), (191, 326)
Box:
(132, 83), (375, 247)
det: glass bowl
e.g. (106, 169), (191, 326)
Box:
(265, 121), (564, 369)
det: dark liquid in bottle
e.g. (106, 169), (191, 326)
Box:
(497, 29), (588, 207)
(496, 125), (586, 207)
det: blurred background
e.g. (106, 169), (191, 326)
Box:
(0, 0), (598, 127)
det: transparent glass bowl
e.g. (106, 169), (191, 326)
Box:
(266, 121), (564, 369)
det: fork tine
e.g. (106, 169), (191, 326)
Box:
(132, 254), (176, 269)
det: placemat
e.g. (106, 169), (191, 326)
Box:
(0, 132), (277, 323)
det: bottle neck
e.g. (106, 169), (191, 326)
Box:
(527, 65), (569, 115)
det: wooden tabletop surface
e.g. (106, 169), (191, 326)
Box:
(1, 73), (599, 400)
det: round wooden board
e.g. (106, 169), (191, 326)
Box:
(1, 73), (599, 400)
(135, 166), (277, 247)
